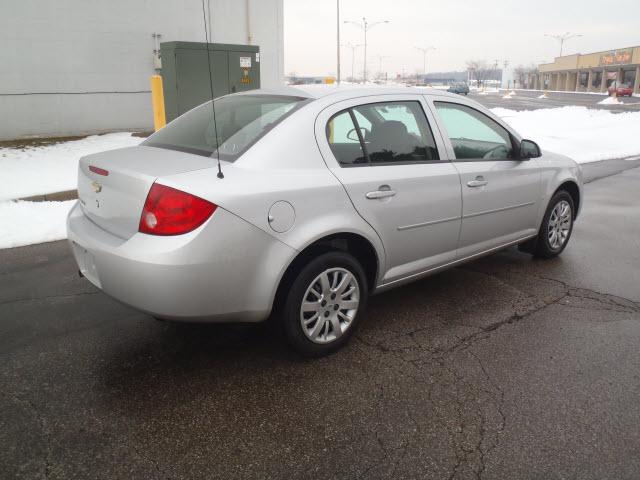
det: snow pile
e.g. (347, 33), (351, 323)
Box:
(0, 132), (140, 201)
(493, 106), (640, 163)
(0, 200), (75, 249)
(598, 96), (623, 105)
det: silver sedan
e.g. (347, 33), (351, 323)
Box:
(67, 86), (583, 356)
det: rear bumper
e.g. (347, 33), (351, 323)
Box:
(66, 202), (297, 322)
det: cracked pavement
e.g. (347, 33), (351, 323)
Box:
(1, 165), (639, 479)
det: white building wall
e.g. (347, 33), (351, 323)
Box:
(0, 0), (284, 140)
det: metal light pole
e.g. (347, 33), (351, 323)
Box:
(344, 17), (390, 83)
(414, 46), (435, 82)
(544, 32), (583, 57)
(336, 0), (340, 84)
(341, 43), (363, 81)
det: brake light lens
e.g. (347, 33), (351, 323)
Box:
(139, 183), (217, 235)
(89, 165), (109, 176)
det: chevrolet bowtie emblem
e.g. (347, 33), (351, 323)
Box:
(91, 181), (102, 193)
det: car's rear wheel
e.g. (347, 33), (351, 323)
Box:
(281, 251), (367, 357)
(533, 191), (575, 258)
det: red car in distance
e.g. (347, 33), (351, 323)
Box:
(608, 83), (634, 97)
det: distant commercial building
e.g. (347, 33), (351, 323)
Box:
(0, 0), (284, 140)
(416, 71), (472, 86)
(287, 76), (336, 85)
(534, 46), (640, 94)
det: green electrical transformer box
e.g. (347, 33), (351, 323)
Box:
(160, 41), (261, 122)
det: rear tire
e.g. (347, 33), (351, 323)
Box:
(533, 191), (575, 259)
(280, 251), (368, 357)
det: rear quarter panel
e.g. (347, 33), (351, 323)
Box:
(156, 106), (388, 287)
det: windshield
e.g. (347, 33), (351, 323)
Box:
(143, 95), (308, 161)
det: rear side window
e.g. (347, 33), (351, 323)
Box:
(143, 95), (307, 161)
(326, 101), (439, 166)
(326, 111), (367, 165)
(434, 102), (514, 160)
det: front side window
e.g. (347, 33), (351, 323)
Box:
(434, 102), (514, 160)
(326, 101), (439, 166)
(143, 95), (307, 161)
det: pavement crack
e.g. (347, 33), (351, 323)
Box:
(432, 293), (566, 361)
(531, 274), (640, 313)
(468, 350), (506, 480)
(434, 268), (640, 359)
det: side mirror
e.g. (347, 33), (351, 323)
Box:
(520, 139), (541, 159)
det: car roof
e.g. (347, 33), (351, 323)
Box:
(238, 84), (463, 102)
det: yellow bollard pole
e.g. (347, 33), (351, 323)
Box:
(150, 75), (166, 131)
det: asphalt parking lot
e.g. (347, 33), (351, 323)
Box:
(469, 89), (640, 112)
(2, 162), (640, 479)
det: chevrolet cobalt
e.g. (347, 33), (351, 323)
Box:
(68, 87), (582, 356)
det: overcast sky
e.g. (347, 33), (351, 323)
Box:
(284, 0), (640, 77)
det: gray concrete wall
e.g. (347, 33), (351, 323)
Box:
(0, 0), (284, 140)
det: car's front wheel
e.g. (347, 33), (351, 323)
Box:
(533, 191), (575, 258)
(281, 251), (367, 357)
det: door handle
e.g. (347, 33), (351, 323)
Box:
(366, 186), (396, 199)
(467, 176), (488, 188)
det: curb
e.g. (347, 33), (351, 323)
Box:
(18, 190), (78, 202)
(582, 157), (640, 183)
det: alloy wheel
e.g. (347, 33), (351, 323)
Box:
(299, 268), (360, 344)
(547, 200), (572, 250)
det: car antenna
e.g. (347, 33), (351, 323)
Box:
(201, 0), (224, 179)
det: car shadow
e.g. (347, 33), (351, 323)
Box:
(98, 246), (556, 406)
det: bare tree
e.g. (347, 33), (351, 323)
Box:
(466, 60), (494, 89)
(513, 64), (538, 89)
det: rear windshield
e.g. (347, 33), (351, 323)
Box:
(143, 95), (308, 161)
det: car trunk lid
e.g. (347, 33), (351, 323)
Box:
(77, 145), (214, 239)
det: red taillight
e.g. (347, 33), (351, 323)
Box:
(139, 183), (217, 236)
(89, 165), (109, 176)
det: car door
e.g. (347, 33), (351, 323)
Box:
(429, 98), (541, 258)
(315, 95), (462, 285)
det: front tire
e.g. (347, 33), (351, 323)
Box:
(281, 251), (368, 357)
(533, 191), (575, 258)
